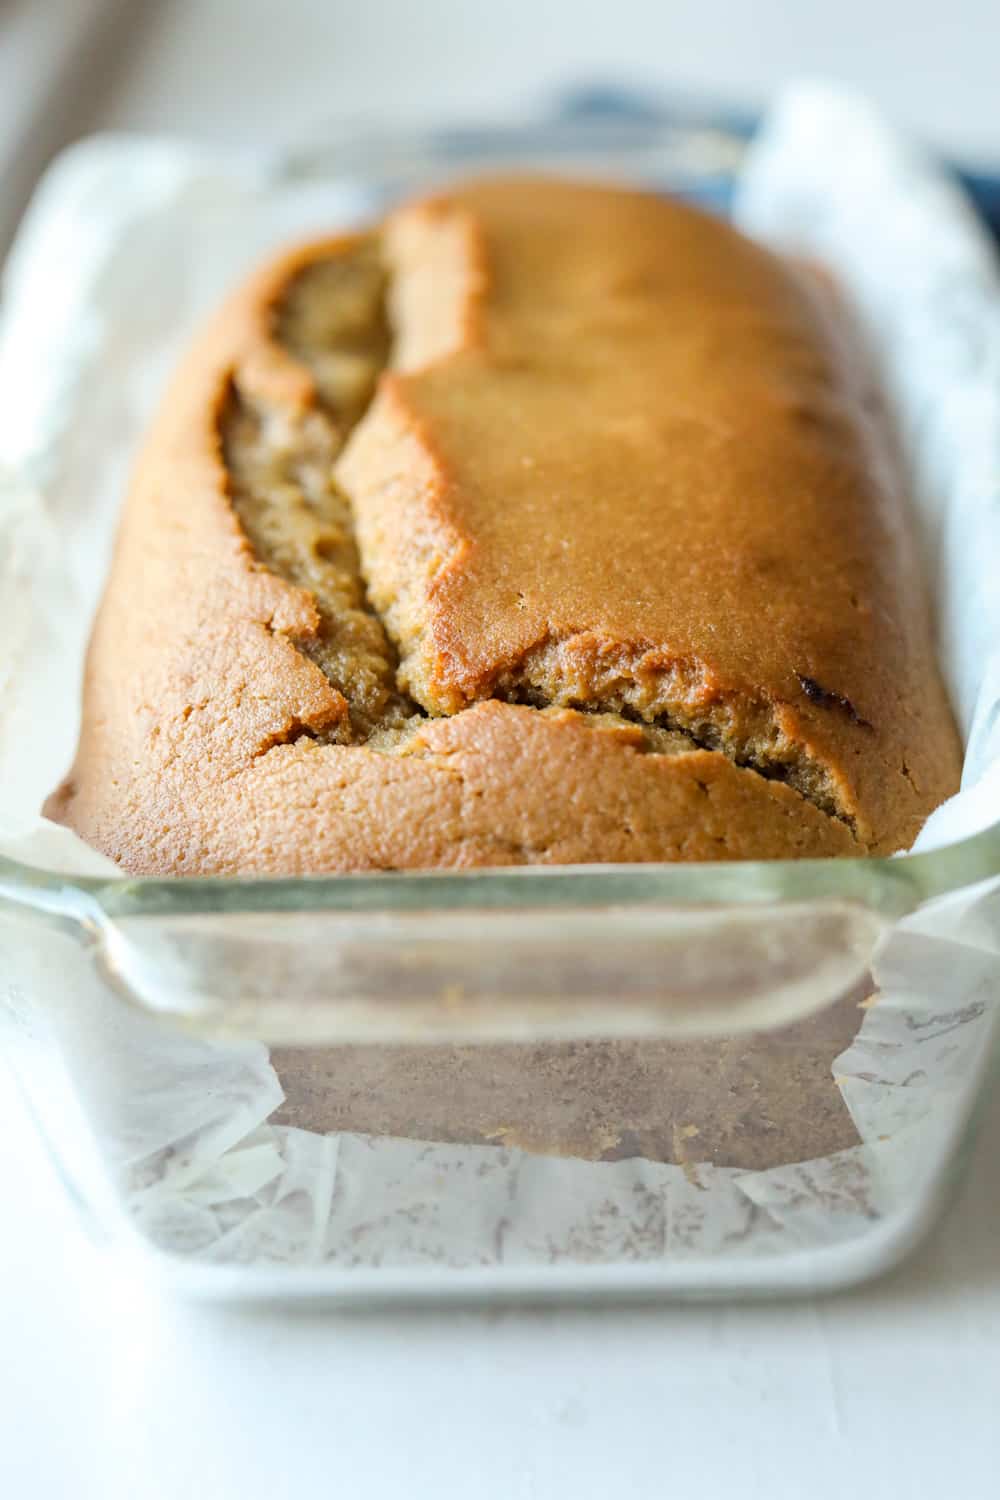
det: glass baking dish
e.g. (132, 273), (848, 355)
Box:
(1, 93), (999, 1303)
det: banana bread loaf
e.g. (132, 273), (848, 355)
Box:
(48, 177), (960, 869)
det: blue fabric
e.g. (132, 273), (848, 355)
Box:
(557, 85), (1000, 246)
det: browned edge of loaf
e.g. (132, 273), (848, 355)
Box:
(269, 976), (866, 1172)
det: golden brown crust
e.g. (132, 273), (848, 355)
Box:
(47, 178), (961, 874)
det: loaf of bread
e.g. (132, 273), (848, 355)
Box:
(48, 177), (960, 871)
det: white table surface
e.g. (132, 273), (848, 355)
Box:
(2, 4), (1000, 1495)
(2, 1060), (999, 1498)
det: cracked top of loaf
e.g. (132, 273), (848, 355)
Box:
(46, 176), (961, 872)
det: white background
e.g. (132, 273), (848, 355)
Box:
(2, 3), (1000, 1495)
(93, 0), (1000, 161)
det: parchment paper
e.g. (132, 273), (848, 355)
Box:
(1, 85), (999, 1270)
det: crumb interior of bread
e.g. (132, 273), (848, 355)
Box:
(223, 244), (419, 741)
(495, 674), (842, 820)
(220, 238), (851, 829)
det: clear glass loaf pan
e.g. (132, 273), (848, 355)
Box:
(1, 90), (999, 1303)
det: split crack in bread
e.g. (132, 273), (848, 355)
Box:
(47, 177), (961, 873)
